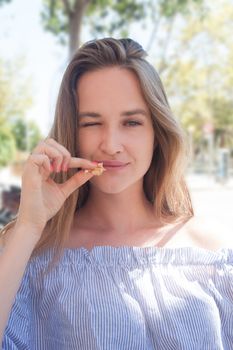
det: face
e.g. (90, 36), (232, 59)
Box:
(76, 66), (155, 195)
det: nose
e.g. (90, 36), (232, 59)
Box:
(99, 126), (124, 155)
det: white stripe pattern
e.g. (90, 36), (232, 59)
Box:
(2, 246), (233, 349)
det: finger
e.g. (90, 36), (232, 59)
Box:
(58, 170), (94, 198)
(45, 138), (71, 171)
(68, 157), (99, 170)
(24, 154), (52, 181)
(32, 140), (98, 173)
(32, 141), (65, 173)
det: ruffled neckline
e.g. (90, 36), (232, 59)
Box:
(30, 245), (233, 268)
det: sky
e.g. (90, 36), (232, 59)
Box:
(0, 0), (74, 135)
(0, 0), (157, 136)
(1, 0), (229, 137)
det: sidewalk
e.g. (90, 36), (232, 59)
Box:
(185, 172), (233, 191)
(186, 173), (233, 230)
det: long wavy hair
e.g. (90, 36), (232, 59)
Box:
(1, 37), (193, 269)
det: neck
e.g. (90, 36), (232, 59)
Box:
(76, 183), (159, 235)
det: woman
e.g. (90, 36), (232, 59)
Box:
(0, 38), (232, 349)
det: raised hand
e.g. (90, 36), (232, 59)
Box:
(16, 138), (101, 235)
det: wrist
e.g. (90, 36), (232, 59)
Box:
(14, 220), (44, 241)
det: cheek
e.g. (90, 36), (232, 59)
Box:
(141, 133), (155, 170)
(77, 132), (96, 157)
(136, 130), (154, 156)
(129, 138), (154, 175)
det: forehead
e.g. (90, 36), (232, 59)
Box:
(76, 67), (149, 113)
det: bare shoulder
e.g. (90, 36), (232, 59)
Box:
(184, 215), (233, 251)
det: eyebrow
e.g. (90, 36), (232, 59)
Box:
(78, 108), (148, 119)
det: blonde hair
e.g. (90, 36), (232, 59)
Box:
(1, 38), (193, 269)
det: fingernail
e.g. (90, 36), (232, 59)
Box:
(92, 161), (98, 166)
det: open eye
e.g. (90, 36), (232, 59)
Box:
(125, 120), (142, 126)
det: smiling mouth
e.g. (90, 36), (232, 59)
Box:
(105, 165), (126, 167)
(94, 160), (129, 167)
(103, 164), (129, 171)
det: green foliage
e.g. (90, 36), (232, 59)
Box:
(0, 124), (16, 168)
(10, 118), (27, 151)
(211, 99), (233, 130)
(162, 0), (233, 148)
(0, 57), (33, 123)
(41, 0), (149, 44)
(86, 0), (148, 37)
(27, 120), (43, 150)
(41, 0), (69, 46)
(159, 0), (203, 17)
(163, 60), (210, 142)
(0, 0), (11, 6)
(0, 57), (41, 166)
(41, 0), (203, 48)
(10, 117), (43, 152)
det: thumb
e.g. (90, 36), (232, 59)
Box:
(58, 170), (94, 198)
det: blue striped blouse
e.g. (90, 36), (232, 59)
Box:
(2, 246), (233, 349)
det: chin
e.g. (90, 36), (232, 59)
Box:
(90, 182), (130, 195)
(89, 176), (142, 195)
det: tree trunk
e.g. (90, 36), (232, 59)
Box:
(68, 0), (90, 59)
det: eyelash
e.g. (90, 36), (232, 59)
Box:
(80, 121), (142, 127)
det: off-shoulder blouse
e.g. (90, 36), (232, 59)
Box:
(2, 246), (233, 349)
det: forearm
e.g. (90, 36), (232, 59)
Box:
(0, 223), (41, 343)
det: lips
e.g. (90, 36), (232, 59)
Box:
(94, 160), (129, 167)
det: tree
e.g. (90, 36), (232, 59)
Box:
(210, 98), (233, 148)
(0, 57), (33, 125)
(0, 0), (11, 5)
(10, 117), (43, 152)
(26, 120), (43, 150)
(161, 0), (233, 175)
(40, 0), (203, 58)
(0, 123), (16, 168)
(161, 0), (233, 165)
(41, 0), (156, 57)
(0, 57), (40, 166)
(0, 0), (204, 59)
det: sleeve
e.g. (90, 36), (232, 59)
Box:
(2, 267), (31, 350)
(214, 251), (233, 348)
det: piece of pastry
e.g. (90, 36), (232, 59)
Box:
(84, 162), (106, 176)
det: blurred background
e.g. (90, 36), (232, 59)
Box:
(0, 0), (232, 231)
